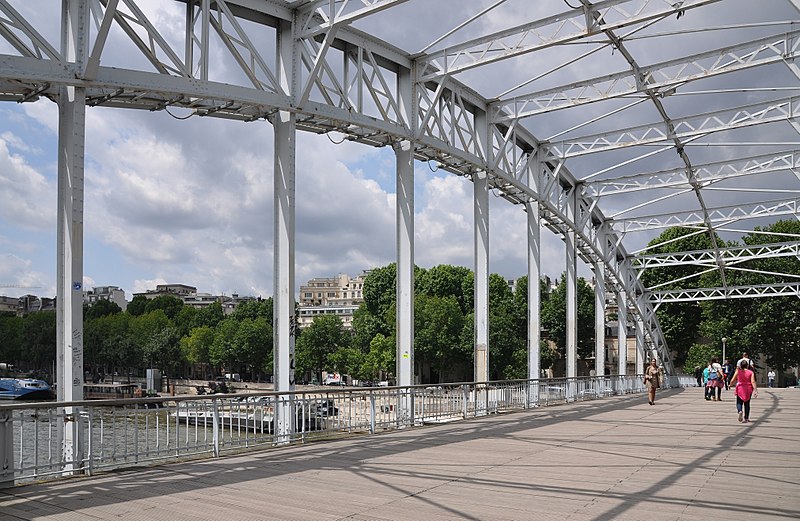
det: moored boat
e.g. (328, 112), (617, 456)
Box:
(0, 378), (53, 400)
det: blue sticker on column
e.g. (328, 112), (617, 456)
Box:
(72, 282), (82, 290)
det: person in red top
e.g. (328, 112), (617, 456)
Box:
(729, 359), (758, 423)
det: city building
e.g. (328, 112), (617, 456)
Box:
(83, 286), (127, 311)
(298, 271), (370, 329)
(0, 295), (20, 314)
(133, 284), (197, 300)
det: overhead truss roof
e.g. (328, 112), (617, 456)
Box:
(0, 0), (799, 365)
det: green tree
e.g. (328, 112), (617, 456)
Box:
(126, 295), (148, 316)
(295, 314), (350, 382)
(362, 263), (397, 333)
(196, 301), (225, 329)
(21, 310), (56, 370)
(414, 294), (465, 383)
(0, 313), (24, 368)
(351, 304), (383, 352)
(640, 227), (721, 367)
(129, 310), (171, 368)
(143, 326), (182, 377)
(417, 264), (473, 314)
(488, 273), (522, 379)
(174, 305), (199, 338)
(232, 316), (272, 380)
(210, 319), (239, 372)
(540, 274), (595, 365)
(180, 325), (215, 378)
(684, 343), (720, 374)
(84, 299), (122, 320)
(362, 333), (395, 382)
(328, 346), (365, 378)
(231, 298), (272, 322)
(145, 295), (184, 320)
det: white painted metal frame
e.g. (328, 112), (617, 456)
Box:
(0, 2), (796, 464)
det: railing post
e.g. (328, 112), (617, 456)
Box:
(462, 385), (469, 419)
(86, 409), (93, 476)
(0, 409), (13, 489)
(369, 392), (376, 434)
(211, 398), (220, 458)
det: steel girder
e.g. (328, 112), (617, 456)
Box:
(650, 282), (800, 304)
(1, 1), (797, 373)
(491, 30), (800, 121)
(634, 241), (800, 270)
(541, 97), (800, 161)
(583, 150), (800, 197)
(417, 0), (722, 82)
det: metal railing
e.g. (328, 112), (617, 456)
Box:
(0, 374), (695, 486)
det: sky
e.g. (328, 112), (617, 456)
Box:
(1, 0), (797, 301)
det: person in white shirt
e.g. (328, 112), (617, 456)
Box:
(767, 370), (776, 388)
(736, 352), (754, 371)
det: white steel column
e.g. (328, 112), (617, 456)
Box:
(617, 291), (628, 376)
(594, 261), (606, 381)
(526, 151), (541, 406)
(395, 140), (414, 390)
(635, 315), (645, 375)
(565, 191), (577, 384)
(527, 199), (541, 385)
(474, 169), (490, 383)
(57, 0), (88, 475)
(273, 18), (297, 442)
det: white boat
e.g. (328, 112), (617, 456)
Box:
(0, 378), (52, 400)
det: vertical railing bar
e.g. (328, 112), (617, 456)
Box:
(133, 404), (139, 464)
(211, 398), (220, 458)
(33, 409), (39, 478)
(85, 409), (92, 476)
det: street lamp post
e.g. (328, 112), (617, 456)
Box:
(722, 337), (727, 364)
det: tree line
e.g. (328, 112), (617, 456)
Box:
(0, 268), (597, 384)
(642, 220), (800, 383)
(1, 220), (798, 384)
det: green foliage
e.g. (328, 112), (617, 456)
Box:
(145, 295), (184, 320)
(640, 227), (722, 365)
(417, 264), (473, 314)
(232, 316), (272, 378)
(684, 343), (720, 373)
(0, 313), (24, 366)
(539, 275), (595, 364)
(21, 311), (56, 370)
(414, 294), (466, 381)
(362, 263), (397, 323)
(181, 326), (214, 367)
(210, 319), (239, 371)
(84, 299), (122, 320)
(126, 295), (148, 316)
(362, 333), (395, 381)
(295, 314), (350, 380)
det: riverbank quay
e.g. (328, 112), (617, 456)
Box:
(2, 387), (797, 521)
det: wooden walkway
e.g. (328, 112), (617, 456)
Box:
(2, 387), (798, 521)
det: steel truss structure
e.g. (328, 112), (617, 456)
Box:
(1, 0), (798, 450)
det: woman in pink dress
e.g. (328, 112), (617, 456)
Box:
(729, 359), (758, 423)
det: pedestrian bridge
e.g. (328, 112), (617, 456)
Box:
(2, 383), (797, 521)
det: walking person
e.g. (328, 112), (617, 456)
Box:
(694, 366), (703, 387)
(767, 369), (776, 388)
(703, 364), (711, 400)
(706, 357), (724, 401)
(644, 358), (661, 405)
(730, 359), (758, 423)
(722, 358), (733, 390)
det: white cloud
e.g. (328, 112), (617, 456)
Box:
(0, 253), (52, 297)
(0, 137), (55, 230)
